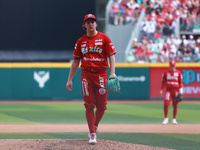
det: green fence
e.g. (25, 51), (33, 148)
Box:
(0, 63), (149, 100)
(0, 63), (199, 101)
(108, 67), (149, 100)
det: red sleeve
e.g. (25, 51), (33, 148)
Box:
(73, 38), (82, 60)
(179, 71), (183, 88)
(104, 34), (116, 56)
(161, 72), (166, 89)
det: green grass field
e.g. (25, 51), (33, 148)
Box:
(0, 102), (200, 150)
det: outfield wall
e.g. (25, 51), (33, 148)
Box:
(0, 63), (199, 101)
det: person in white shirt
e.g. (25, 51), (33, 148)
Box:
(174, 35), (182, 48)
(188, 35), (196, 49)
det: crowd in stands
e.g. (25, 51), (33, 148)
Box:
(109, 0), (142, 25)
(108, 0), (200, 62)
(126, 34), (200, 63)
(109, 0), (200, 32)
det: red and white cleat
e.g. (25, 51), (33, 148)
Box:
(88, 133), (97, 144)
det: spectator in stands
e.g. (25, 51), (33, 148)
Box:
(167, 34), (175, 45)
(124, 4), (135, 24)
(174, 35), (182, 48)
(146, 2), (154, 15)
(187, 0), (194, 13)
(170, 19), (177, 35)
(133, 7), (141, 25)
(143, 15), (156, 40)
(109, 3), (119, 25)
(163, 22), (172, 36)
(172, 0), (179, 8)
(131, 38), (139, 49)
(146, 47), (154, 62)
(186, 16), (195, 31)
(187, 43), (195, 55)
(146, 39), (154, 51)
(127, 0), (139, 10)
(153, 29), (162, 41)
(196, 36), (200, 47)
(194, 43), (200, 61)
(154, 38), (163, 54)
(188, 35), (195, 48)
(126, 50), (136, 62)
(157, 39), (169, 63)
(162, 39), (170, 53)
(135, 45), (148, 62)
(181, 35), (188, 47)
(169, 42), (177, 61)
(155, 10), (165, 27)
(109, 0), (124, 25)
(182, 46), (193, 62)
(165, 12), (173, 27)
(140, 18), (148, 40)
(178, 35), (187, 54)
(127, 37), (139, 62)
(146, 39), (158, 62)
(180, 10), (188, 31)
(141, 36), (148, 47)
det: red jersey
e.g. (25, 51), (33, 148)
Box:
(73, 32), (116, 70)
(161, 70), (183, 90)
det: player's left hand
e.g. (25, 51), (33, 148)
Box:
(175, 94), (183, 102)
(66, 81), (73, 91)
(106, 74), (120, 94)
(109, 74), (116, 80)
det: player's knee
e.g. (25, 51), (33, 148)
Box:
(96, 106), (107, 111)
(84, 104), (95, 110)
(172, 101), (178, 107)
(164, 101), (170, 107)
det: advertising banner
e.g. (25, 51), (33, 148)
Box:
(150, 67), (200, 98)
(1, 63), (199, 101)
(108, 67), (149, 100)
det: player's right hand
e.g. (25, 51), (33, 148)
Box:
(160, 90), (163, 96)
(66, 81), (72, 91)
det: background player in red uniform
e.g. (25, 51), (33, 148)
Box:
(66, 14), (116, 144)
(160, 60), (183, 125)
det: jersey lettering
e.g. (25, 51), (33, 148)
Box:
(81, 46), (103, 54)
(73, 32), (116, 69)
(162, 70), (183, 89)
(99, 76), (105, 88)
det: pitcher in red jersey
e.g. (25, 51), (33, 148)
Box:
(66, 14), (116, 144)
(160, 60), (183, 125)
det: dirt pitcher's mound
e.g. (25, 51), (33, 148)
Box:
(0, 139), (174, 150)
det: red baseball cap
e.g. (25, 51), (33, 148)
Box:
(83, 14), (96, 23)
(169, 60), (176, 66)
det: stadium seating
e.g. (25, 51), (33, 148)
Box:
(108, 0), (200, 63)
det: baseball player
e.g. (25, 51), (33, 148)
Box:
(66, 14), (116, 144)
(160, 60), (183, 125)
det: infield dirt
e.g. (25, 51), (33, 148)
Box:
(0, 124), (199, 150)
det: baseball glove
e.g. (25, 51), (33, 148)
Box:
(106, 74), (120, 94)
(175, 94), (183, 102)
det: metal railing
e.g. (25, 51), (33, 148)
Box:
(124, 9), (145, 62)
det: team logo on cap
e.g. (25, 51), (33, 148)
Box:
(88, 14), (92, 18)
